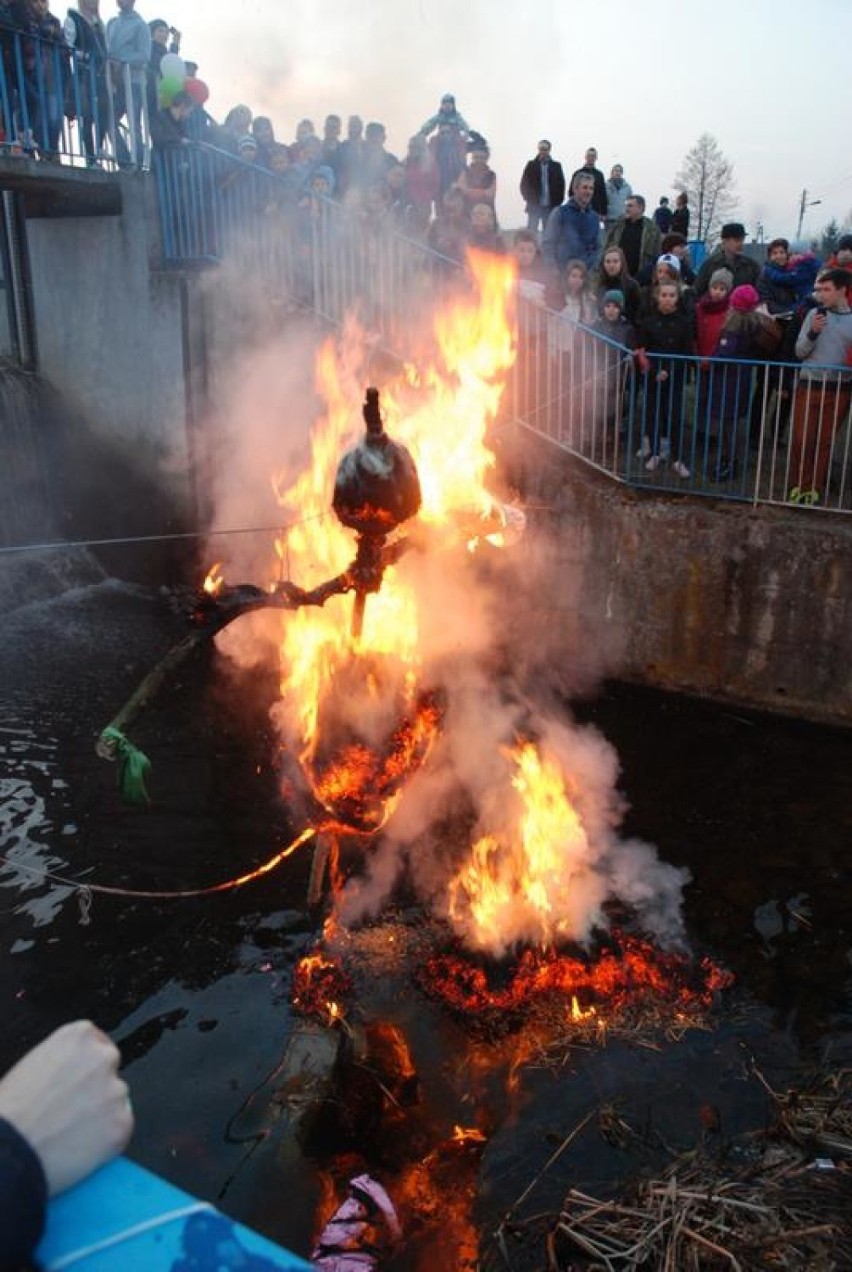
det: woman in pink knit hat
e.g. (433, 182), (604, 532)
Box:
(707, 284), (766, 482)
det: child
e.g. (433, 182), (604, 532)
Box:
(467, 201), (505, 254)
(635, 280), (696, 476)
(512, 229), (558, 308)
(695, 268), (733, 360)
(593, 288), (636, 349)
(511, 231), (554, 425)
(548, 260), (597, 447)
(592, 289), (636, 459)
(594, 245), (642, 323)
(694, 267), (733, 459)
(707, 284), (766, 482)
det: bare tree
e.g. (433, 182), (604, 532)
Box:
(674, 133), (738, 245)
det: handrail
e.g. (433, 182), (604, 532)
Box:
(0, 21), (149, 168)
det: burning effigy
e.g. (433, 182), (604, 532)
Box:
(97, 252), (734, 1267)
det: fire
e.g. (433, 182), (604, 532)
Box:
(418, 933), (732, 1029)
(292, 950), (353, 1025)
(269, 252), (517, 828)
(447, 739), (600, 955)
(203, 561), (224, 594)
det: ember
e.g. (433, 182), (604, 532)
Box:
(292, 951), (353, 1026)
(417, 931), (733, 1033)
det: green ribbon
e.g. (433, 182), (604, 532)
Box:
(99, 726), (151, 807)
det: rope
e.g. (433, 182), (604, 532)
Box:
(45, 1202), (215, 1269)
(0, 512), (331, 558)
(0, 826), (317, 914)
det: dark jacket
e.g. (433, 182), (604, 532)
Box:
(636, 307), (695, 359)
(569, 163), (607, 217)
(710, 321), (765, 418)
(694, 247), (760, 297)
(0, 1116), (47, 1270)
(653, 204), (673, 233)
(757, 254), (821, 313)
(606, 215), (661, 282)
(542, 197), (601, 271)
(520, 156), (565, 210)
(671, 205), (689, 237)
(593, 314), (635, 349)
(150, 104), (186, 150)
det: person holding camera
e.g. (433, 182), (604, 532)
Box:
(789, 267), (852, 503)
(146, 15), (178, 116)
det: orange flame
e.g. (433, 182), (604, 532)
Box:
(447, 739), (600, 954)
(269, 253), (518, 828)
(203, 561), (224, 595)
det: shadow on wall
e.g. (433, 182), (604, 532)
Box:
(0, 359), (198, 584)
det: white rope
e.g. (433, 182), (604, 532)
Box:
(45, 1201), (215, 1269)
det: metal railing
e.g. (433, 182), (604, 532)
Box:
(0, 20), (149, 168)
(510, 304), (852, 511)
(152, 144), (852, 514)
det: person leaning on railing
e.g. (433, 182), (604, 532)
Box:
(64, 0), (108, 164)
(105, 0), (150, 168)
(789, 267), (852, 505)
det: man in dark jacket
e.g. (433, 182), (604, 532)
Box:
(694, 223), (760, 297)
(519, 139), (565, 236)
(64, 0), (108, 163)
(541, 173), (601, 272)
(569, 146), (607, 218)
(606, 195), (661, 283)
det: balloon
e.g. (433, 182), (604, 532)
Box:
(158, 75), (184, 108)
(184, 77), (209, 107)
(159, 53), (185, 80)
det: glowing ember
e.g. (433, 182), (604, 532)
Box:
(417, 932), (733, 1032)
(292, 950), (353, 1025)
(311, 691), (443, 833)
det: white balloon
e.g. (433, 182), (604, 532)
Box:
(159, 53), (185, 81)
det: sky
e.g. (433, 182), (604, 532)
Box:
(153, 0), (852, 244)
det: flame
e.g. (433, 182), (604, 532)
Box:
(447, 739), (597, 955)
(203, 561), (224, 595)
(292, 949), (352, 1025)
(270, 253), (517, 828)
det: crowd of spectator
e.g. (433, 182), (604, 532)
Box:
(3, 1), (850, 505)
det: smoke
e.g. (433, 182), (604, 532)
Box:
(202, 266), (689, 957)
(337, 656), (691, 953)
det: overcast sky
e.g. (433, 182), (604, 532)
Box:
(154, 0), (851, 243)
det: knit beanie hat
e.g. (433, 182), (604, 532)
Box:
(602, 289), (625, 310)
(838, 234), (852, 252)
(709, 268), (734, 292)
(729, 284), (760, 313)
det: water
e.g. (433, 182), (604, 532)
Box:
(1, 575), (851, 1264)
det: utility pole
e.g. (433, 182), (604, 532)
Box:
(797, 188), (822, 241)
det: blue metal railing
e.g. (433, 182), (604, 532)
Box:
(0, 19), (148, 167)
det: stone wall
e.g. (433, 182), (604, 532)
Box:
(507, 428), (852, 726)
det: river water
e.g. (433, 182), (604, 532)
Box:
(1, 564), (851, 1265)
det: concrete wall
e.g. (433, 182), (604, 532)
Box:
(25, 173), (188, 471)
(509, 429), (852, 726)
